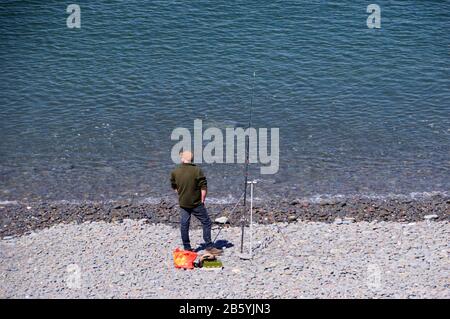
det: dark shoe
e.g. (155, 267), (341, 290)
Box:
(205, 247), (223, 256)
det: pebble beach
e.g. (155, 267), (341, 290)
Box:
(1, 217), (449, 299)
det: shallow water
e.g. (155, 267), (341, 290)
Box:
(0, 1), (449, 202)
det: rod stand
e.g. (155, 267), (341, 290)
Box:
(238, 180), (257, 260)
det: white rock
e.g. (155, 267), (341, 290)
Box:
(215, 216), (229, 224)
(344, 217), (355, 223)
(424, 214), (438, 220)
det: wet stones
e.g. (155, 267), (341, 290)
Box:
(0, 194), (449, 238)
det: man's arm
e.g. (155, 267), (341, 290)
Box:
(201, 188), (207, 204)
(170, 171), (177, 192)
(197, 168), (207, 204)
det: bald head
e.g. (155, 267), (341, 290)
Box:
(180, 150), (193, 163)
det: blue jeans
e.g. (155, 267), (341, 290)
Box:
(180, 203), (213, 250)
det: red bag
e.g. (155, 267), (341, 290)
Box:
(173, 248), (198, 269)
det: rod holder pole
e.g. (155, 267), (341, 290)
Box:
(249, 181), (254, 257)
(247, 180), (256, 258)
(240, 222), (245, 253)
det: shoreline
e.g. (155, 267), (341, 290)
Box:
(1, 194), (448, 239)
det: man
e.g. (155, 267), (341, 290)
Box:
(170, 151), (222, 255)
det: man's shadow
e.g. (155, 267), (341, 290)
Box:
(195, 240), (234, 252)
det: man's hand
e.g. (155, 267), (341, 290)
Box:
(201, 188), (207, 204)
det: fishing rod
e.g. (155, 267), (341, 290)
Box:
(212, 73), (256, 249)
(240, 71), (256, 254)
(243, 71), (256, 206)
